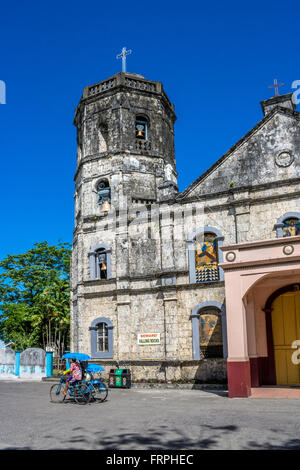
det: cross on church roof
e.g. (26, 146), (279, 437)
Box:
(116, 47), (132, 73)
(268, 78), (284, 96)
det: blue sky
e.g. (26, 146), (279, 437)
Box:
(0, 0), (299, 260)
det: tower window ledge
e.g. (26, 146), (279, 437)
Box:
(83, 213), (109, 223)
(82, 152), (111, 162)
(135, 139), (151, 151)
(84, 278), (115, 285)
(84, 279), (115, 291)
(132, 198), (156, 205)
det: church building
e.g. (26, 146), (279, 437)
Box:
(71, 69), (300, 397)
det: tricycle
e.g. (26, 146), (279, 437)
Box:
(49, 353), (108, 405)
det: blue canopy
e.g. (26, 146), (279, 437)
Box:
(62, 353), (91, 361)
(86, 364), (105, 372)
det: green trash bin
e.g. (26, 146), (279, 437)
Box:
(115, 368), (123, 388)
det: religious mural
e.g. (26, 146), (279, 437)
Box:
(195, 233), (219, 282)
(283, 218), (300, 237)
(199, 309), (223, 358)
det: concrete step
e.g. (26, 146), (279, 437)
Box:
(41, 377), (227, 390)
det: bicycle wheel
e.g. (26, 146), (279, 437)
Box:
(50, 382), (66, 403)
(74, 382), (92, 405)
(93, 381), (108, 403)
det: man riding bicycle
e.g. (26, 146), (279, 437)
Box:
(63, 359), (82, 395)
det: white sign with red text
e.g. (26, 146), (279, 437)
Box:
(137, 333), (160, 345)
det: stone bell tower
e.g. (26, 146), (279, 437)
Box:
(73, 72), (178, 219)
(71, 71), (178, 353)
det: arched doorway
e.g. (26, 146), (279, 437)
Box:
(265, 284), (300, 385)
(221, 235), (300, 397)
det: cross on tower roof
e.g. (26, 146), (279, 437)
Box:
(269, 78), (284, 96)
(116, 47), (132, 73)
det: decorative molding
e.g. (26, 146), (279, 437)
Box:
(275, 151), (294, 168)
(161, 275), (177, 287)
(283, 245), (294, 255)
(221, 233), (300, 252)
(225, 251), (236, 262)
(220, 258), (300, 272)
(86, 358), (226, 366)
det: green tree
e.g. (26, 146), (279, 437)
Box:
(0, 241), (71, 354)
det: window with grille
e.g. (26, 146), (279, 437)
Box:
(90, 317), (113, 359)
(97, 322), (109, 352)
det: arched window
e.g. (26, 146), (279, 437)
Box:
(187, 227), (224, 283)
(135, 115), (149, 140)
(199, 307), (223, 358)
(96, 248), (108, 279)
(89, 244), (111, 280)
(98, 123), (108, 152)
(191, 301), (227, 360)
(89, 317), (113, 358)
(97, 322), (109, 352)
(97, 180), (111, 213)
(275, 212), (300, 238)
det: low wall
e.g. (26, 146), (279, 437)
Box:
(0, 348), (16, 377)
(87, 359), (227, 384)
(20, 348), (46, 379)
(0, 347), (49, 379)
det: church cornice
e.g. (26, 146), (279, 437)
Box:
(158, 176), (300, 208)
(73, 72), (176, 125)
(74, 151), (166, 181)
(72, 277), (224, 300)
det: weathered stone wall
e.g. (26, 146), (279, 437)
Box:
(71, 73), (300, 384)
(87, 359), (227, 384)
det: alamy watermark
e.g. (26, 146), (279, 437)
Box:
(292, 80), (300, 105)
(90, 194), (209, 249)
(291, 340), (300, 365)
(0, 80), (6, 104)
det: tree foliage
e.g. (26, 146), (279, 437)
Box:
(0, 241), (71, 354)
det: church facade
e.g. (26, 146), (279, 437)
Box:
(71, 71), (300, 397)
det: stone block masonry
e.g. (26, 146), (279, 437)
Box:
(71, 74), (300, 384)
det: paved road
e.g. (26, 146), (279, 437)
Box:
(1, 380), (300, 450)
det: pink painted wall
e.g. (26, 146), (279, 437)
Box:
(220, 236), (300, 366)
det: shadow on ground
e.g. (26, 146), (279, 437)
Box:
(2, 424), (238, 450)
(3, 424), (300, 450)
